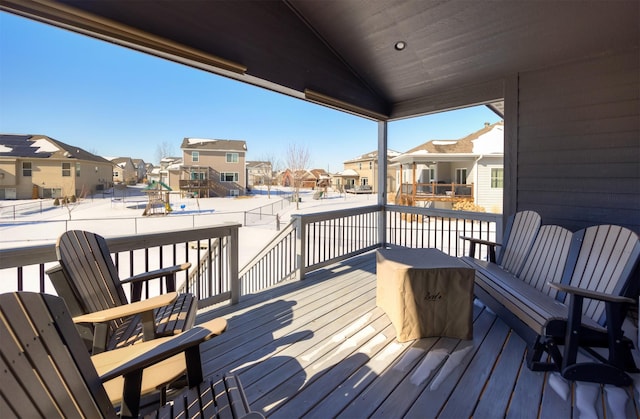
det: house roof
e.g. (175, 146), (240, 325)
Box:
(109, 157), (134, 165)
(246, 161), (270, 168)
(3, 1), (636, 121)
(181, 138), (247, 152)
(0, 134), (111, 163)
(335, 169), (359, 178)
(392, 121), (504, 165)
(344, 149), (401, 164)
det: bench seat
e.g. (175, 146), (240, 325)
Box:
(467, 258), (604, 336)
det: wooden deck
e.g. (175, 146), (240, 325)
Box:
(189, 252), (638, 418)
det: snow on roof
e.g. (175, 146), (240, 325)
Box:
(337, 169), (359, 176)
(31, 138), (60, 153)
(0, 145), (12, 153)
(472, 124), (504, 154)
(431, 141), (457, 146)
(187, 138), (218, 145)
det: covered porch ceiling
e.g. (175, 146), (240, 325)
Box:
(2, 1), (638, 121)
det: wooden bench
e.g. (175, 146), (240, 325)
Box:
(462, 224), (640, 386)
(47, 230), (197, 354)
(1, 291), (261, 419)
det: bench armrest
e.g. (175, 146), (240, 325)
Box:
(460, 235), (501, 262)
(72, 292), (179, 323)
(548, 283), (635, 304)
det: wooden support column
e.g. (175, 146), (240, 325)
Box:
(377, 121), (388, 247)
(412, 162), (416, 205)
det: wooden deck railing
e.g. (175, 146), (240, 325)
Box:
(2, 206), (501, 306)
(238, 205), (501, 290)
(0, 223), (241, 307)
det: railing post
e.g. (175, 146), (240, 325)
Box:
(229, 224), (240, 304)
(293, 214), (306, 280)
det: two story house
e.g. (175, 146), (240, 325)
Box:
(246, 160), (273, 188)
(335, 150), (400, 193)
(179, 138), (247, 197)
(0, 134), (113, 199)
(108, 157), (138, 185)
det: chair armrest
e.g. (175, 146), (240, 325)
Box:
(120, 263), (191, 285)
(72, 292), (178, 323)
(548, 283), (635, 304)
(98, 318), (227, 382)
(120, 263), (191, 301)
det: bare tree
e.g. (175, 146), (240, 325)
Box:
(155, 141), (176, 163)
(285, 144), (310, 210)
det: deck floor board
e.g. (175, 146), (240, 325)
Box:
(191, 252), (638, 418)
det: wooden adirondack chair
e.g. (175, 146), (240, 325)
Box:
(49, 230), (197, 354)
(461, 210), (541, 273)
(0, 291), (263, 419)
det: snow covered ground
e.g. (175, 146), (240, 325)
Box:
(0, 184), (378, 268)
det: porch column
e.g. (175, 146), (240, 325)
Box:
(377, 120), (388, 247)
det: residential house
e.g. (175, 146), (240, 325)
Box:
(0, 134), (113, 199)
(180, 138), (247, 197)
(246, 160), (273, 187)
(156, 157), (181, 188)
(336, 150), (400, 193)
(108, 157), (138, 185)
(309, 169), (331, 188)
(132, 158), (147, 182)
(278, 169), (320, 189)
(391, 121), (504, 212)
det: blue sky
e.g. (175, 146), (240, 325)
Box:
(0, 12), (501, 172)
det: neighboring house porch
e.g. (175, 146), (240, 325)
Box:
(391, 122), (504, 212)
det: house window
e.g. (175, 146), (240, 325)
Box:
(76, 163), (81, 177)
(113, 171), (119, 177)
(62, 162), (71, 177)
(220, 172), (239, 182)
(230, 189), (240, 197)
(226, 153), (239, 163)
(491, 168), (504, 188)
(190, 170), (206, 180)
(192, 151), (199, 162)
(361, 177), (368, 186)
(358, 163), (362, 170)
(22, 162), (32, 177)
(369, 161), (373, 169)
(428, 168), (435, 182)
(456, 168), (467, 184)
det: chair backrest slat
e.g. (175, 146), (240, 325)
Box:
(499, 210), (542, 273)
(58, 230), (129, 331)
(0, 292), (116, 418)
(518, 225), (573, 298)
(565, 225), (640, 324)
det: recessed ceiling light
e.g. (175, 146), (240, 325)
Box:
(394, 41), (407, 51)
